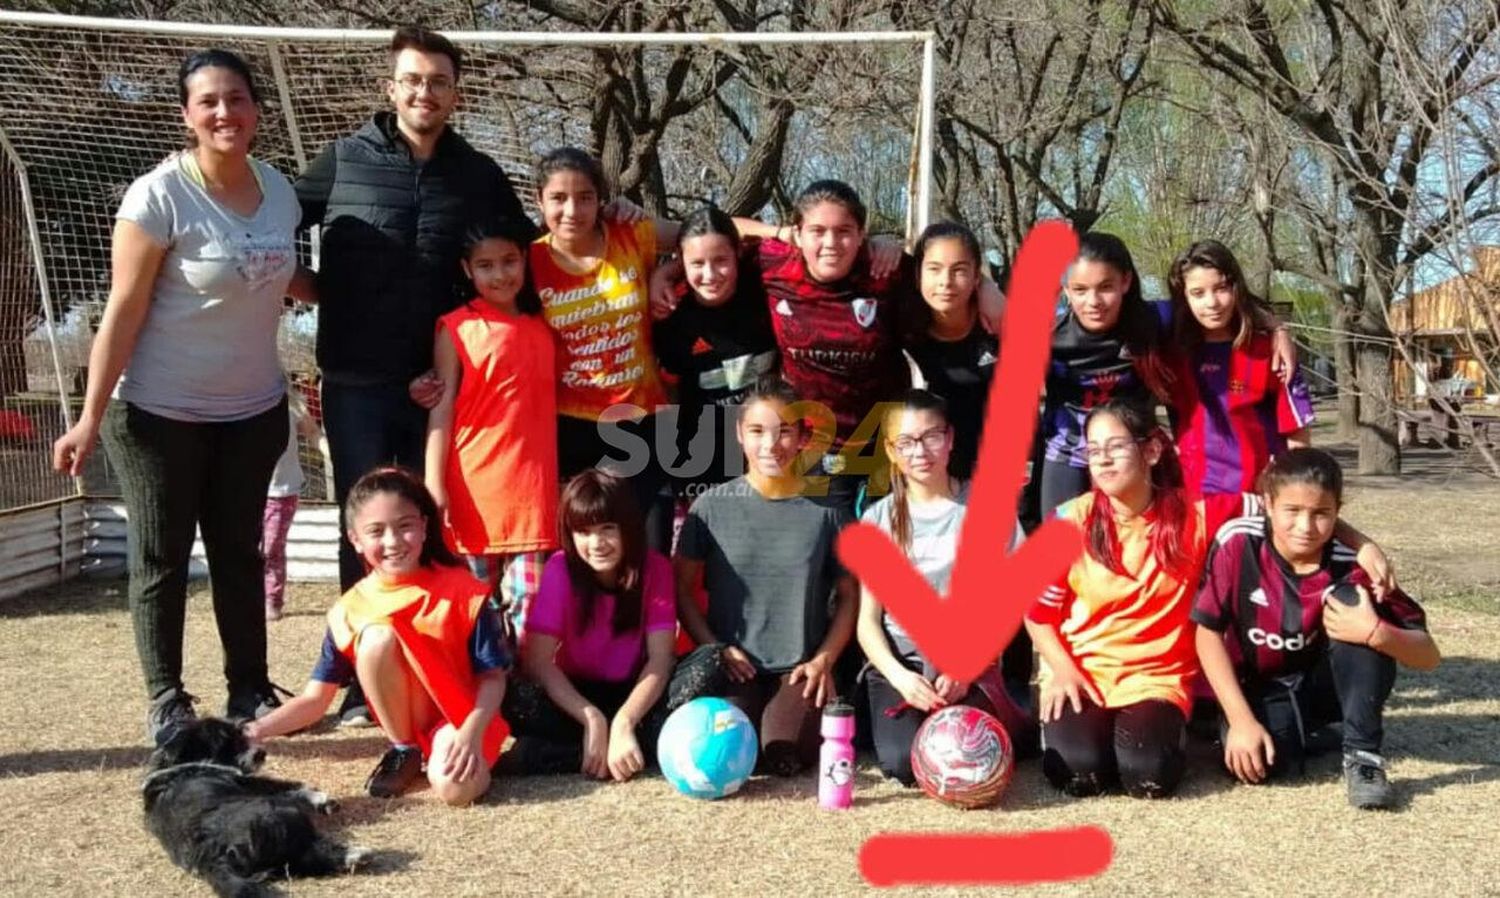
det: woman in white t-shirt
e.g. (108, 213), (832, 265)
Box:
(51, 49), (316, 745)
(855, 389), (1037, 784)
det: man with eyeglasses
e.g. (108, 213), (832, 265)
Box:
(294, 25), (534, 725)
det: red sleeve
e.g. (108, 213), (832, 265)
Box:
(1344, 569), (1428, 631)
(1026, 575), (1073, 626)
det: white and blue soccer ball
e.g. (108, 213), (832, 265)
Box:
(657, 697), (758, 800)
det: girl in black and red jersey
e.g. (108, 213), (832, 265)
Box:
(1191, 448), (1439, 809)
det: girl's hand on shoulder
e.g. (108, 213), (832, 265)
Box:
(1039, 664), (1101, 723)
(603, 197), (647, 224)
(649, 259), (684, 321)
(581, 708), (610, 779)
(1271, 325), (1298, 381)
(1355, 543), (1396, 601)
(607, 718), (645, 782)
(977, 279), (1005, 335)
(866, 235), (905, 280)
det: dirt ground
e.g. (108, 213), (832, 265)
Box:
(0, 448), (1496, 897)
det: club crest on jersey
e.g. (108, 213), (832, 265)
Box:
(851, 297), (878, 328)
(977, 349), (997, 367)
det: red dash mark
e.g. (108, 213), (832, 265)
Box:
(839, 221), (1114, 886)
(860, 829), (1114, 887)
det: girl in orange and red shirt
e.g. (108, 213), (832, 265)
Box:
(246, 468), (509, 806)
(1026, 398), (1206, 799)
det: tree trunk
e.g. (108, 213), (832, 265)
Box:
(1332, 303), (1359, 441)
(719, 97), (794, 217)
(1355, 333), (1399, 474)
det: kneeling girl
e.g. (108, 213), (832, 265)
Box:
(247, 467), (509, 806)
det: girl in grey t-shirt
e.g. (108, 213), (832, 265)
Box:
(51, 50), (315, 745)
(855, 389), (1036, 785)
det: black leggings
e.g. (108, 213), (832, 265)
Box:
(1042, 699), (1186, 799)
(865, 667), (1002, 786)
(102, 398), (288, 699)
(501, 644), (725, 774)
(1231, 640), (1398, 777)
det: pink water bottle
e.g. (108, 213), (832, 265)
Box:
(818, 701), (856, 810)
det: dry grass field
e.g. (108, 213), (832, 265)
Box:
(0, 441), (1495, 897)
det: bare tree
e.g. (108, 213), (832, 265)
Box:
(1151, 0), (1500, 475)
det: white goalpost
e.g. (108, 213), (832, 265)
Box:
(0, 11), (937, 592)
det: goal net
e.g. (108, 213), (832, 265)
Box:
(0, 13), (935, 522)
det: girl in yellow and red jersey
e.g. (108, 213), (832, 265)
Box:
(246, 467), (509, 806)
(529, 147), (677, 549)
(1025, 398), (1206, 800)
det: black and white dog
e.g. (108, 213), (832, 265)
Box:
(143, 717), (371, 897)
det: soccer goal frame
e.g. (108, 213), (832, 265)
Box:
(0, 12), (937, 594)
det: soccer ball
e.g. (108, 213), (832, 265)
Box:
(910, 705), (1014, 809)
(657, 697), (758, 800)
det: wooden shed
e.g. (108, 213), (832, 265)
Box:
(1390, 247), (1499, 401)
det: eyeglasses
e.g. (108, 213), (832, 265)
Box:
(889, 428), (949, 457)
(1084, 438), (1144, 462)
(391, 73), (455, 96)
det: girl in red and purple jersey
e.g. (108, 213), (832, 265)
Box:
(1165, 240), (1315, 536)
(1192, 449), (1439, 809)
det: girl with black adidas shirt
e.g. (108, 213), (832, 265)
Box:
(651, 207), (778, 493)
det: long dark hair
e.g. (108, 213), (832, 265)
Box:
(344, 466), (462, 569)
(904, 220), (983, 341)
(461, 217), (541, 315)
(1074, 232), (1172, 401)
(678, 204), (740, 254)
(558, 469), (647, 635)
(884, 389), (952, 555)
(1080, 399), (1194, 578)
(1167, 239), (1266, 352)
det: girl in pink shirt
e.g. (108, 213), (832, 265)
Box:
(497, 469), (723, 780)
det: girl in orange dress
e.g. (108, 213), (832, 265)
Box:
(425, 218), (558, 636)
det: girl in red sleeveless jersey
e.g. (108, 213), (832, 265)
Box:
(425, 218), (557, 638)
(246, 468), (510, 805)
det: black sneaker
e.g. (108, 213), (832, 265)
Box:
(365, 746), (424, 798)
(226, 682), (294, 723)
(147, 688), (198, 746)
(1344, 750), (1394, 809)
